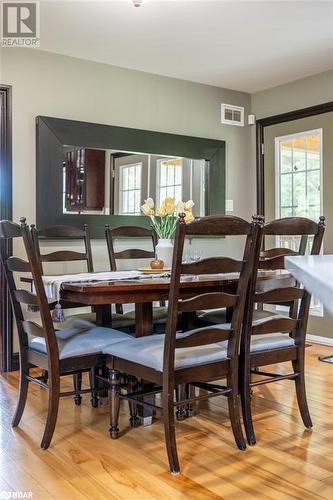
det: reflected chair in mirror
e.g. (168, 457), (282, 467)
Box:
(0, 218), (132, 449)
(103, 214), (262, 474)
(240, 216), (325, 445)
(105, 225), (167, 332)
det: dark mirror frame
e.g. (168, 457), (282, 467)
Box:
(36, 116), (226, 238)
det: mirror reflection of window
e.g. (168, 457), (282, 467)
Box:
(157, 157), (183, 205)
(119, 162), (142, 215)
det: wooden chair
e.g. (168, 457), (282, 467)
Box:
(240, 216), (325, 446)
(197, 234), (309, 325)
(0, 218), (132, 449)
(103, 214), (262, 474)
(105, 225), (167, 330)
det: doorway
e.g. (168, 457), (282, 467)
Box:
(0, 85), (13, 372)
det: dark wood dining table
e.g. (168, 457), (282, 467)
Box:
(60, 271), (285, 336)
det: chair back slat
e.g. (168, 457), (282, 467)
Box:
(185, 215), (253, 236)
(35, 225), (86, 238)
(264, 217), (320, 235)
(6, 256), (31, 272)
(181, 257), (243, 275)
(252, 318), (298, 336)
(114, 248), (154, 260)
(175, 327), (231, 348)
(179, 292), (238, 313)
(255, 287), (304, 304)
(0, 220), (22, 239)
(259, 255), (289, 270)
(22, 320), (45, 338)
(14, 289), (39, 306)
(260, 247), (298, 259)
(40, 250), (88, 262)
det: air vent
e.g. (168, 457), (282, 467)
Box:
(221, 103), (244, 127)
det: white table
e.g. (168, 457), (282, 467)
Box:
(285, 254), (333, 363)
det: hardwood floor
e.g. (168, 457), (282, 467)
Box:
(0, 344), (332, 499)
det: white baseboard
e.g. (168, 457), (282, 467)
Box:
(306, 334), (333, 347)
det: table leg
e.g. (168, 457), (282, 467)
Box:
(134, 302), (153, 337)
(134, 302), (154, 424)
(96, 304), (112, 326)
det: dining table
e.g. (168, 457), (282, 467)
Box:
(60, 271), (285, 336)
(285, 254), (333, 364)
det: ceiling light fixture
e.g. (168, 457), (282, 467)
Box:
(132, 0), (144, 7)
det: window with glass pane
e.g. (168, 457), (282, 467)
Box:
(276, 130), (322, 315)
(157, 158), (182, 204)
(278, 131), (321, 221)
(119, 163), (142, 215)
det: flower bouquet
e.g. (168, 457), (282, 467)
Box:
(141, 197), (194, 266)
(141, 197), (194, 238)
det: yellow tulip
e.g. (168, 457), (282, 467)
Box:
(164, 197), (176, 215)
(156, 205), (167, 217)
(184, 200), (194, 211)
(184, 211), (194, 223)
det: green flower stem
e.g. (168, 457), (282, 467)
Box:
(150, 215), (177, 239)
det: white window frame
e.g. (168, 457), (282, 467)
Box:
(119, 162), (142, 215)
(274, 128), (323, 317)
(156, 156), (183, 206)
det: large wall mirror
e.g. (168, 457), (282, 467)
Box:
(37, 116), (226, 237)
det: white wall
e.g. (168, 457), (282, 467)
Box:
(1, 48), (255, 265)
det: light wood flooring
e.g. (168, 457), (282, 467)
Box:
(0, 343), (333, 499)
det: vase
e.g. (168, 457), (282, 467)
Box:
(156, 238), (174, 268)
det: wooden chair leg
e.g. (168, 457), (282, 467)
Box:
(41, 376), (60, 449)
(163, 387), (180, 475)
(89, 367), (99, 408)
(109, 369), (120, 439)
(228, 392), (246, 450)
(73, 373), (82, 406)
(227, 371), (246, 450)
(240, 359), (256, 445)
(128, 376), (140, 428)
(292, 358), (313, 428)
(12, 367), (29, 427)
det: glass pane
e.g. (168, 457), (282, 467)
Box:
(307, 169), (320, 208)
(159, 187), (167, 203)
(135, 164), (142, 189)
(293, 171), (307, 216)
(128, 166), (135, 190)
(280, 174), (292, 208)
(175, 165), (182, 185)
(307, 152), (320, 171)
(135, 190), (141, 214)
(167, 165), (174, 185)
(122, 168), (128, 190)
(280, 206), (293, 218)
(292, 137), (306, 172)
(175, 185), (182, 201)
(128, 192), (135, 213)
(160, 163), (166, 186)
(280, 143), (292, 173)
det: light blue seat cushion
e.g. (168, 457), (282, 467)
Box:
(103, 327), (229, 371)
(250, 332), (295, 353)
(28, 320), (131, 359)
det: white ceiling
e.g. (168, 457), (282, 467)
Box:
(39, 0), (333, 93)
